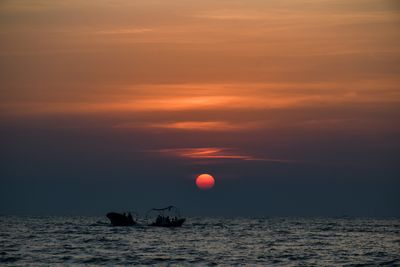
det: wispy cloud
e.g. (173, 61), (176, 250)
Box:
(152, 147), (296, 163)
(113, 121), (261, 131)
(2, 81), (400, 116)
(194, 10), (266, 20)
(94, 28), (153, 35)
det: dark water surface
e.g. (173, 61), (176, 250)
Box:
(0, 216), (399, 266)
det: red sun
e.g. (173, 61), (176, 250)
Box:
(196, 174), (215, 190)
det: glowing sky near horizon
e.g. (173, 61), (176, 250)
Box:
(0, 0), (399, 215)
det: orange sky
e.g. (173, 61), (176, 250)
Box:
(0, 0), (399, 160)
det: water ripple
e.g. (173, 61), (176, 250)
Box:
(0, 216), (399, 265)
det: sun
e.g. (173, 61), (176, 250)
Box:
(196, 174), (215, 190)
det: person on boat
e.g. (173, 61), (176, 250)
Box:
(166, 216), (171, 224)
(127, 212), (133, 222)
(156, 215), (162, 224)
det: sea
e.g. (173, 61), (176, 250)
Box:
(0, 216), (399, 266)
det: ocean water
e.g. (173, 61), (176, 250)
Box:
(0, 216), (399, 266)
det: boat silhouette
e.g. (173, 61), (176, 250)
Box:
(146, 206), (186, 227)
(106, 212), (137, 226)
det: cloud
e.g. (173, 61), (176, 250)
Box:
(151, 147), (296, 163)
(113, 121), (261, 131)
(94, 28), (153, 35)
(193, 10), (266, 21)
(3, 81), (399, 116)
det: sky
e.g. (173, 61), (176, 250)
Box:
(0, 0), (399, 217)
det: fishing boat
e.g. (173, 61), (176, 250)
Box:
(106, 212), (137, 226)
(146, 206), (186, 227)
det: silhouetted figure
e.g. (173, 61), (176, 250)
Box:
(147, 206), (186, 227)
(156, 215), (162, 224)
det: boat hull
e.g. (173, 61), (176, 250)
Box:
(106, 212), (136, 226)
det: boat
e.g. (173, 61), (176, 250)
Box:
(146, 206), (186, 227)
(106, 212), (137, 226)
